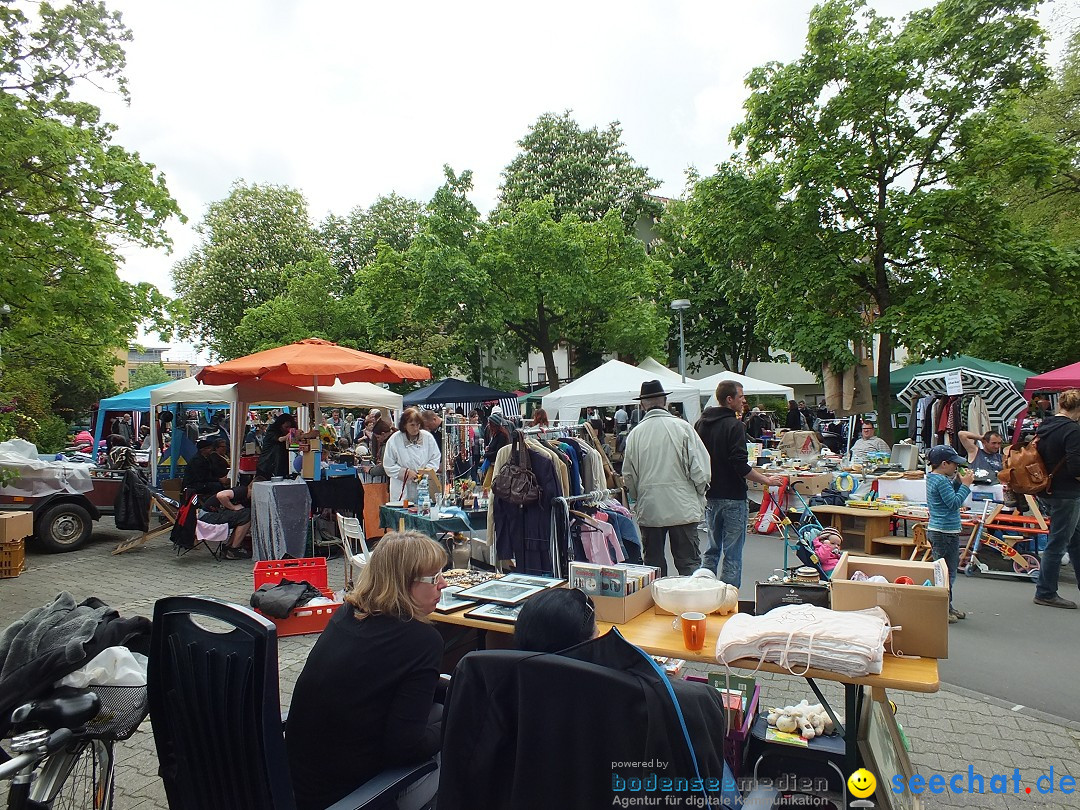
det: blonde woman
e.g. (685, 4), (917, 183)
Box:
(286, 531), (448, 810)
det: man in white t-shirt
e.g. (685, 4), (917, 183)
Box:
(614, 406), (629, 432)
(848, 422), (890, 465)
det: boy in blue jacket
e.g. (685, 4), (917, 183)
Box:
(926, 446), (975, 623)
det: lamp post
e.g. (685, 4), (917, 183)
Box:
(670, 299), (690, 383)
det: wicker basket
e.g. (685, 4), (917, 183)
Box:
(0, 539), (25, 578)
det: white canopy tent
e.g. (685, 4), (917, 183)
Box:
(542, 359), (702, 425)
(635, 358), (795, 404)
(148, 378), (403, 484)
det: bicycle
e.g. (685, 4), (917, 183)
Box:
(0, 679), (147, 810)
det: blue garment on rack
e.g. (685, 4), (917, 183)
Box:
(557, 442), (583, 497)
(601, 508), (643, 565)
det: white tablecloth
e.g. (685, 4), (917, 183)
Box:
(875, 478), (1003, 509)
(252, 479), (311, 561)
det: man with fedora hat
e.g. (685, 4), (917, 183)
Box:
(623, 379), (711, 576)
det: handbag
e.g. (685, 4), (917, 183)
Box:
(491, 433), (542, 505)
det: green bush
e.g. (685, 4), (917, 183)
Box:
(34, 414), (71, 453)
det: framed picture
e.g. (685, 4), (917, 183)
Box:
(858, 694), (921, 810)
(433, 586), (479, 614)
(456, 580), (546, 606)
(465, 603), (524, 624)
(498, 574), (567, 589)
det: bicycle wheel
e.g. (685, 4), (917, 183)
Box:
(29, 738), (115, 810)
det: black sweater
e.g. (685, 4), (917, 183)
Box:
(695, 407), (752, 500)
(1035, 415), (1080, 498)
(285, 607), (442, 810)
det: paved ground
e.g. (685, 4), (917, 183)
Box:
(1, 520), (1078, 809)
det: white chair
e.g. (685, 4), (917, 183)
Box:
(335, 513), (372, 591)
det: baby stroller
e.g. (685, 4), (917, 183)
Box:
(759, 482), (835, 580)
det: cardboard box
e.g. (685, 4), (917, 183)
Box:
(755, 581), (831, 614)
(593, 586), (653, 624)
(830, 552), (949, 659)
(160, 478), (183, 497)
(0, 511), (34, 543)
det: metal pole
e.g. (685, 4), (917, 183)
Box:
(678, 311), (686, 383)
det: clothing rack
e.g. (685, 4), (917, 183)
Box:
(551, 488), (625, 577)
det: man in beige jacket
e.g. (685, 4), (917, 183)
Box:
(623, 380), (712, 576)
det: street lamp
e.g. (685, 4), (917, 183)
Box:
(670, 299), (690, 383)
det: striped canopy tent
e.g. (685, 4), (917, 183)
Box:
(896, 367), (1028, 435)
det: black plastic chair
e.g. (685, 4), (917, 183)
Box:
(148, 595), (436, 810)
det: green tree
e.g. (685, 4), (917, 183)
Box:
(128, 362), (172, 389)
(319, 192), (424, 292)
(692, 0), (1050, 439)
(0, 0), (181, 420)
(476, 199), (668, 387)
(652, 190), (771, 374)
(172, 181), (324, 359)
(497, 111), (662, 231)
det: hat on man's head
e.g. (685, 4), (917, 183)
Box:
(488, 413), (507, 428)
(634, 380), (672, 400)
(196, 438), (215, 450)
(927, 446), (969, 467)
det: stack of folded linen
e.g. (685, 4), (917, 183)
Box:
(714, 604), (891, 677)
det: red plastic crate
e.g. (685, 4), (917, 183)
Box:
(253, 557), (339, 636)
(254, 557), (329, 592)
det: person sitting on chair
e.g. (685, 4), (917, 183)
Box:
(286, 531), (447, 810)
(200, 485), (252, 560)
(183, 439), (228, 495)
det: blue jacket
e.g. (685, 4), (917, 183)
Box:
(926, 472), (970, 533)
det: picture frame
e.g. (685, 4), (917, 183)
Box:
(433, 585), (479, 614)
(465, 603), (524, 624)
(857, 692), (921, 810)
(498, 573), (567, 589)
(456, 579), (546, 605)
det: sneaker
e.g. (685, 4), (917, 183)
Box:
(1033, 595), (1078, 609)
(223, 546), (249, 561)
(949, 609), (967, 620)
(948, 613), (959, 624)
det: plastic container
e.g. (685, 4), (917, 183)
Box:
(0, 539), (25, 578)
(273, 601), (342, 637)
(254, 557), (329, 593)
(652, 570), (738, 615)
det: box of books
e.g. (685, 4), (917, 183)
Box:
(572, 562), (660, 623)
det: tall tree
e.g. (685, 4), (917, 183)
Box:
(497, 111), (662, 231)
(0, 0), (180, 420)
(651, 191), (771, 374)
(319, 192), (424, 293)
(693, 0), (1050, 439)
(172, 181), (324, 359)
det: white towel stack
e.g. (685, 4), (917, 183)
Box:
(715, 604), (891, 676)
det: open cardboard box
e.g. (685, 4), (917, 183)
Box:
(831, 552), (949, 659)
(0, 511), (33, 543)
(593, 587), (654, 624)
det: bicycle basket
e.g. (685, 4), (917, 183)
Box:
(82, 685), (149, 741)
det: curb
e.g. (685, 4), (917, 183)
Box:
(939, 681), (1080, 732)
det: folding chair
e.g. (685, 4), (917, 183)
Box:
(335, 513), (372, 592)
(113, 490), (181, 554)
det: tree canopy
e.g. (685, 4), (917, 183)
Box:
(687, 0), (1052, 437)
(0, 0), (180, 431)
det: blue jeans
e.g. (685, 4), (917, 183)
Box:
(1035, 495), (1080, 600)
(703, 499), (749, 589)
(927, 530), (960, 610)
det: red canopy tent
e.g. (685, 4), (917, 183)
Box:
(1023, 361), (1080, 396)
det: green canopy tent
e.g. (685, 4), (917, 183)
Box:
(871, 355), (1031, 397)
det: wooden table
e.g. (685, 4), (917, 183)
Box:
(433, 603), (940, 773)
(811, 505), (895, 555)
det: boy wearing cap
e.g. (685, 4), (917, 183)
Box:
(926, 445), (975, 623)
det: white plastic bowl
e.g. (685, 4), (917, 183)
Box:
(652, 573), (738, 615)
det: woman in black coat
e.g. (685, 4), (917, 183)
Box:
(255, 413), (297, 480)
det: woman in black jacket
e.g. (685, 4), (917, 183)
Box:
(1032, 388), (1080, 609)
(286, 531), (448, 810)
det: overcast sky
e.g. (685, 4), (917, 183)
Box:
(94, 0), (1068, 362)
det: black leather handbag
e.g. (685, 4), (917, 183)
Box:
(491, 433), (542, 505)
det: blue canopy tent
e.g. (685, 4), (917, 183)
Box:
(403, 378), (518, 417)
(92, 382), (175, 453)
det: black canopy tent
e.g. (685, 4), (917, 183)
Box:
(403, 378), (518, 416)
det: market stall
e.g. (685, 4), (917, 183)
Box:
(541, 359), (701, 425)
(636, 357), (796, 403)
(92, 381), (175, 453)
(403, 377), (518, 419)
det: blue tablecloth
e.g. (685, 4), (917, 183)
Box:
(379, 506), (487, 540)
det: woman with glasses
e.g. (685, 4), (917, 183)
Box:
(286, 531), (448, 810)
(383, 406), (442, 503)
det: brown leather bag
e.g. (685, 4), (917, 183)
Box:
(492, 433), (542, 505)
(998, 436), (1065, 495)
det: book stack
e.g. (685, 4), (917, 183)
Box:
(569, 562), (660, 597)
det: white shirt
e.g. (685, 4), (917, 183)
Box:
(382, 429), (442, 501)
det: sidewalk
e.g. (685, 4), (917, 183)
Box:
(1, 523), (1078, 809)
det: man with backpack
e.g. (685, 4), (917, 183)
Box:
(1031, 389), (1080, 609)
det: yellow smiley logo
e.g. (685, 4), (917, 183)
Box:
(848, 768), (877, 799)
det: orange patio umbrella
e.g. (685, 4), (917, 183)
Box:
(197, 338), (431, 412)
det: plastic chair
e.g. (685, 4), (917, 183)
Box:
(335, 514), (372, 591)
(148, 595), (435, 810)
